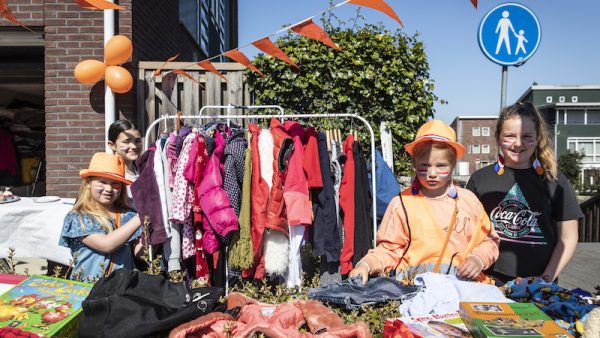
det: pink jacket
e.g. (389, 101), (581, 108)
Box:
(283, 121), (312, 226)
(198, 132), (239, 254)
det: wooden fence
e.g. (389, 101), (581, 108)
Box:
(579, 192), (600, 242)
(137, 62), (252, 136)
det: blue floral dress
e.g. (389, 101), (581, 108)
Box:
(59, 210), (142, 282)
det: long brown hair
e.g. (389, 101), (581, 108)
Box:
(72, 177), (130, 233)
(496, 102), (557, 181)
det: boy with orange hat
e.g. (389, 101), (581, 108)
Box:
(59, 152), (142, 282)
(349, 120), (500, 283)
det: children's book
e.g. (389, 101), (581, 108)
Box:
(0, 275), (92, 337)
(385, 311), (473, 337)
(459, 302), (574, 338)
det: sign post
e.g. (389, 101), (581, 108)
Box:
(478, 3), (541, 109)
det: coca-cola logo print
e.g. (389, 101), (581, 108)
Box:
(490, 183), (544, 243)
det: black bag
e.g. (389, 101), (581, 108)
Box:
(78, 269), (224, 338)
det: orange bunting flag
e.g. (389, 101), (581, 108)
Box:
(74, 0), (124, 10)
(153, 54), (180, 76)
(470, 0), (478, 9)
(291, 19), (340, 50)
(197, 60), (227, 81)
(252, 37), (299, 68)
(348, 0), (403, 27)
(172, 69), (202, 85)
(0, 0), (34, 32)
(224, 50), (265, 77)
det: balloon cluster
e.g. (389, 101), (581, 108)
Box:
(74, 35), (133, 93)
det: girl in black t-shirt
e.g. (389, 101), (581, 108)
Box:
(467, 102), (583, 285)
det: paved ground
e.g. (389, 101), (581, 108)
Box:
(559, 242), (600, 293)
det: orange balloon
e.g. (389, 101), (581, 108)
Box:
(74, 59), (106, 84)
(104, 35), (133, 66)
(105, 66), (133, 93)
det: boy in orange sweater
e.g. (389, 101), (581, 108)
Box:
(350, 120), (500, 283)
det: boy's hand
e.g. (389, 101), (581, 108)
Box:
(348, 262), (370, 284)
(457, 256), (484, 280)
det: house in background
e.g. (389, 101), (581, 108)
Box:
(451, 116), (498, 182)
(518, 85), (600, 185)
(1, 0), (238, 198)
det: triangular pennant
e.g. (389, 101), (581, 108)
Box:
(348, 0), (403, 27)
(470, 0), (478, 9)
(252, 37), (299, 68)
(153, 54), (180, 76)
(172, 69), (203, 87)
(291, 19), (340, 50)
(74, 0), (124, 10)
(197, 60), (227, 81)
(0, 0), (35, 33)
(224, 50), (265, 77)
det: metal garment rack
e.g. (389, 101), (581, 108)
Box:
(144, 104), (378, 259)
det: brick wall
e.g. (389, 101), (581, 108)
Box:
(0, 0), (44, 27)
(458, 119), (499, 174)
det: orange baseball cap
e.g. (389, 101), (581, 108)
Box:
(404, 119), (466, 159)
(80, 152), (133, 185)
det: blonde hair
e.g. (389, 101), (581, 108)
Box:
(496, 102), (557, 181)
(412, 141), (458, 167)
(72, 178), (130, 233)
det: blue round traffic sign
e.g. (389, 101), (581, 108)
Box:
(478, 3), (541, 66)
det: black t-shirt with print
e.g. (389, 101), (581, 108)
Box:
(466, 165), (583, 281)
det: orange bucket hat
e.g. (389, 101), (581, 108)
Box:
(80, 152), (133, 185)
(404, 119), (466, 159)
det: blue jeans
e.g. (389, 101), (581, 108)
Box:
(308, 276), (421, 310)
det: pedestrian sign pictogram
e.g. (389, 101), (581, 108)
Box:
(478, 3), (541, 66)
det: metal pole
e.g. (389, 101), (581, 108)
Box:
(104, 2), (116, 153)
(500, 66), (508, 110)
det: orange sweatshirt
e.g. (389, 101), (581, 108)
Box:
(360, 187), (499, 278)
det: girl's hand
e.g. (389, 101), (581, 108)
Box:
(456, 256), (484, 280)
(349, 261), (370, 284)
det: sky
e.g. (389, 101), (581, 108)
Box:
(238, 0), (600, 123)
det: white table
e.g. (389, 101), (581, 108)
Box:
(0, 197), (74, 265)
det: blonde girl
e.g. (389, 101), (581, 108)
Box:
(467, 102), (583, 285)
(59, 153), (142, 281)
(350, 120), (499, 283)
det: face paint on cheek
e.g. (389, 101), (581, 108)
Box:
(417, 170), (428, 177)
(524, 140), (536, 148)
(437, 171), (450, 178)
(501, 142), (514, 149)
(94, 188), (105, 193)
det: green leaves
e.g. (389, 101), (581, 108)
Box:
(247, 23), (436, 174)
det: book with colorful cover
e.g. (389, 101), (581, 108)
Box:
(385, 311), (473, 337)
(0, 275), (92, 337)
(459, 302), (574, 338)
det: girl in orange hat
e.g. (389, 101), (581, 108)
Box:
(467, 103), (582, 285)
(350, 120), (500, 283)
(59, 152), (143, 282)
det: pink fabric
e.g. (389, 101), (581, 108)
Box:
(167, 133), (178, 188)
(198, 132), (239, 254)
(170, 134), (196, 259)
(169, 292), (372, 338)
(283, 121), (312, 226)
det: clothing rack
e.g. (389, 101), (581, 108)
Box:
(144, 105), (378, 282)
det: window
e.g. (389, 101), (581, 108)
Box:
(476, 161), (491, 170)
(567, 109), (585, 124)
(472, 127), (480, 137)
(472, 144), (481, 154)
(546, 96), (553, 103)
(482, 127), (490, 136)
(572, 96), (579, 103)
(567, 138), (600, 163)
(559, 96), (566, 103)
(482, 144), (490, 154)
(588, 110), (600, 124)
